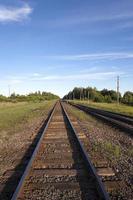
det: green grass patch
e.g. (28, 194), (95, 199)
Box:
(0, 101), (56, 137)
(127, 147), (133, 157)
(102, 142), (121, 158)
(71, 100), (133, 117)
(66, 104), (93, 122)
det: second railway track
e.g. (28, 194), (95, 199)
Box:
(11, 101), (109, 200)
(68, 102), (133, 136)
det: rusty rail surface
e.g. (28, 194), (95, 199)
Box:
(11, 101), (109, 200)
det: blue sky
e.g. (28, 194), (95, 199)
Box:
(0, 0), (133, 97)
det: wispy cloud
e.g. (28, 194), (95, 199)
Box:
(42, 52), (133, 61)
(46, 10), (133, 28)
(89, 12), (133, 23)
(0, 4), (33, 23)
(4, 71), (124, 85)
(31, 71), (125, 81)
(32, 73), (42, 77)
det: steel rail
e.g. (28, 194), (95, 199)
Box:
(11, 101), (110, 200)
(97, 109), (133, 120)
(61, 101), (110, 200)
(76, 104), (133, 125)
(11, 102), (57, 200)
(70, 103), (133, 125)
(69, 102), (133, 136)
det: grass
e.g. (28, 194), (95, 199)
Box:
(0, 100), (56, 138)
(70, 100), (133, 117)
(93, 141), (121, 159)
(68, 107), (91, 122)
(102, 142), (121, 158)
(127, 146), (133, 157)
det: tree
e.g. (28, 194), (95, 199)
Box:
(0, 95), (7, 102)
(123, 91), (133, 105)
(94, 92), (104, 102)
(104, 95), (112, 103)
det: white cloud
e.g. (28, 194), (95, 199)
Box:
(0, 70), (128, 97)
(28, 71), (124, 81)
(32, 73), (41, 77)
(1, 71), (123, 85)
(42, 52), (133, 61)
(0, 4), (32, 23)
(46, 11), (133, 28)
(0, 67), (127, 90)
(89, 12), (133, 23)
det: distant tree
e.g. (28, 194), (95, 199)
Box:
(109, 90), (118, 101)
(63, 87), (133, 106)
(0, 95), (7, 102)
(101, 89), (108, 96)
(94, 92), (104, 102)
(0, 91), (60, 102)
(104, 95), (112, 103)
(101, 89), (121, 102)
(122, 91), (133, 105)
(10, 93), (16, 99)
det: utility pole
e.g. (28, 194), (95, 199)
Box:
(117, 76), (120, 105)
(73, 91), (75, 100)
(81, 88), (83, 100)
(84, 90), (86, 100)
(83, 89), (85, 100)
(8, 85), (11, 97)
(88, 90), (89, 103)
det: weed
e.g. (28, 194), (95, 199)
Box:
(102, 142), (121, 158)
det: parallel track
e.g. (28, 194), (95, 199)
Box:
(68, 102), (133, 135)
(11, 101), (109, 200)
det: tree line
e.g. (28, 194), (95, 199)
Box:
(0, 91), (59, 102)
(63, 87), (133, 106)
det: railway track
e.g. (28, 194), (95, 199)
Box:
(11, 101), (109, 200)
(68, 102), (133, 136)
